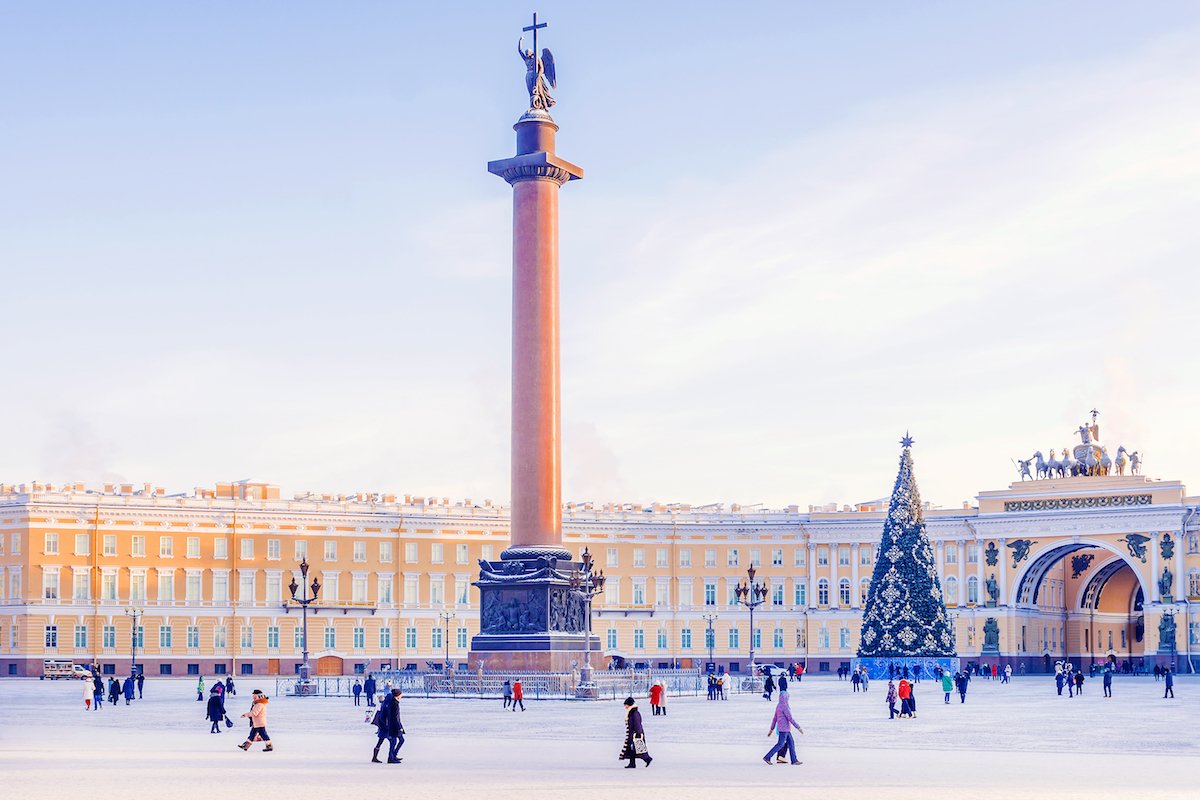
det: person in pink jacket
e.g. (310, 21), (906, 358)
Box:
(238, 690), (273, 752)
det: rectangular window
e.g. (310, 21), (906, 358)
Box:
(607, 628), (618, 650)
(187, 626), (200, 649)
(353, 541), (366, 562)
(213, 573), (229, 602)
(728, 628), (739, 649)
(817, 547), (829, 566)
(431, 627), (443, 649)
(130, 572), (146, 601)
(12, 533), (21, 555)
(456, 543), (469, 564)
(380, 627), (392, 650)
(241, 626), (254, 649)
(158, 571), (175, 602)
(656, 548), (668, 568)
(655, 581), (669, 607)
(266, 574), (282, 603)
(633, 548), (645, 567)
(353, 626), (365, 649)
(45, 625), (58, 648)
(187, 537), (200, 558)
(430, 543), (443, 564)
(295, 627), (304, 650)
(678, 581), (693, 607)
(750, 549), (761, 567)
(159, 536), (174, 558)
(945, 545), (958, 565)
(103, 625), (116, 649)
(773, 627), (784, 649)
(267, 626), (279, 649)
(455, 577), (469, 605)
(404, 576), (419, 605)
(679, 549), (691, 568)
(405, 542), (418, 563)
(681, 628), (692, 649)
(795, 548), (806, 567)
(43, 570), (60, 600)
(480, 544), (494, 561)
(214, 539), (228, 560)
(795, 582), (807, 606)
(604, 580), (619, 605)
(818, 627), (829, 649)
(103, 534), (117, 557)
(967, 544), (979, 564)
(131, 626), (144, 649)
(727, 549), (739, 567)
(214, 626), (227, 650)
(606, 548), (618, 567)
(705, 549), (716, 568)
(839, 627), (850, 649)
(74, 624), (87, 649)
(656, 629), (667, 650)
(380, 541), (393, 563)
(324, 540), (337, 561)
(159, 625), (173, 649)
(633, 628), (645, 650)
(838, 547), (850, 566)
(102, 572), (118, 601)
(772, 584), (784, 606)
(772, 548), (783, 566)
(267, 539), (281, 560)
(753, 628), (762, 649)
(860, 546), (873, 566)
(75, 533), (90, 556)
(352, 576), (368, 603)
(405, 627), (417, 649)
(457, 626), (468, 649)
(324, 574), (338, 601)
(186, 573), (201, 602)
(73, 571), (90, 600)
(295, 539), (308, 561)
(44, 532), (59, 555)
(704, 582), (716, 606)
(378, 577), (393, 605)
(239, 573), (255, 602)
(240, 539), (254, 560)
(633, 581), (646, 606)
(131, 535), (145, 557)
(430, 580), (444, 606)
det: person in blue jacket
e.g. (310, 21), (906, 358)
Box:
(122, 676), (135, 705)
(206, 688), (226, 733)
(363, 674), (377, 707)
(1163, 667), (1175, 699)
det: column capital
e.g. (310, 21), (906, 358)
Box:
(488, 152), (583, 186)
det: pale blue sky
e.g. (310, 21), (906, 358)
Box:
(2, 2), (1199, 508)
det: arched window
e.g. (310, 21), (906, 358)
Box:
(859, 578), (870, 605)
(838, 578), (851, 606)
(817, 578), (829, 606)
(945, 575), (959, 604)
(967, 576), (979, 604)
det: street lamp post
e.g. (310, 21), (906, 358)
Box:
(124, 606), (143, 679)
(703, 613), (718, 668)
(569, 547), (606, 697)
(288, 558), (321, 691)
(438, 611), (455, 673)
(734, 565), (769, 677)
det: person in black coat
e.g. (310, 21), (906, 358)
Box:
(225, 676), (236, 696)
(373, 688), (405, 764)
(619, 697), (652, 768)
(763, 674), (775, 701)
(108, 677), (121, 706)
(205, 688), (226, 733)
(136, 673), (145, 699)
(364, 675), (377, 707)
(352, 679), (363, 706)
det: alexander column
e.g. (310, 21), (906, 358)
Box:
(470, 15), (594, 673)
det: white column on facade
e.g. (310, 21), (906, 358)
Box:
(850, 544), (861, 609)
(956, 540), (966, 602)
(1174, 527), (1186, 603)
(807, 543), (817, 610)
(829, 544), (840, 610)
(974, 543), (985, 607)
(995, 538), (1007, 606)
(1149, 530), (1161, 603)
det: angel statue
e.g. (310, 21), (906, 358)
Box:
(519, 37), (556, 111)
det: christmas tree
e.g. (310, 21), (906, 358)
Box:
(857, 435), (956, 659)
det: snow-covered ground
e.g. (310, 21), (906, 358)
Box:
(1, 675), (1196, 800)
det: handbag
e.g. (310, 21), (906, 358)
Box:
(633, 735), (648, 755)
(224, 716), (233, 728)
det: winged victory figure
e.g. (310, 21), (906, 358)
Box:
(519, 37), (556, 111)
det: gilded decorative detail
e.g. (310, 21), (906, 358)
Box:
(1003, 494), (1152, 512)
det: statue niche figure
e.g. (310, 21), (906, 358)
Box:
(519, 38), (556, 111)
(1159, 613), (1176, 650)
(985, 574), (1000, 605)
(983, 618), (1000, 650)
(1159, 567), (1173, 599)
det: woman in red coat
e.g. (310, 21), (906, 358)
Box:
(511, 678), (525, 712)
(649, 682), (663, 715)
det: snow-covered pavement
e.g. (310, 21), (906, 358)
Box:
(1, 675), (1196, 800)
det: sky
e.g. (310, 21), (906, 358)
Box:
(2, 1), (1199, 509)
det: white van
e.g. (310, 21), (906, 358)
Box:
(42, 660), (92, 680)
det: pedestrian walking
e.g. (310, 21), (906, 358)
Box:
(657, 682), (668, 717)
(226, 676), (236, 696)
(763, 673), (775, 701)
(886, 680), (898, 719)
(861, 669), (869, 692)
(511, 678), (525, 711)
(619, 697), (652, 768)
(352, 679), (363, 706)
(137, 672), (145, 699)
(851, 670), (861, 693)
(1163, 667), (1174, 699)
(1003, 664), (1012, 684)
(197, 675), (206, 701)
(1102, 666), (1113, 698)
(108, 677), (121, 706)
(955, 671), (968, 703)
(206, 688), (226, 733)
(908, 681), (918, 716)
(941, 672), (953, 704)
(237, 689), (273, 752)
(502, 679), (513, 708)
(1154, 664), (1162, 681)
(763, 689), (803, 765)
(1073, 671), (1084, 696)
(122, 676), (135, 705)
(364, 674), (377, 707)
(82, 677), (94, 710)
(372, 688), (405, 763)
(897, 678), (912, 717)
(93, 674), (105, 710)
(649, 681), (663, 715)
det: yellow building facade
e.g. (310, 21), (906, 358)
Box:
(1, 473), (1198, 677)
